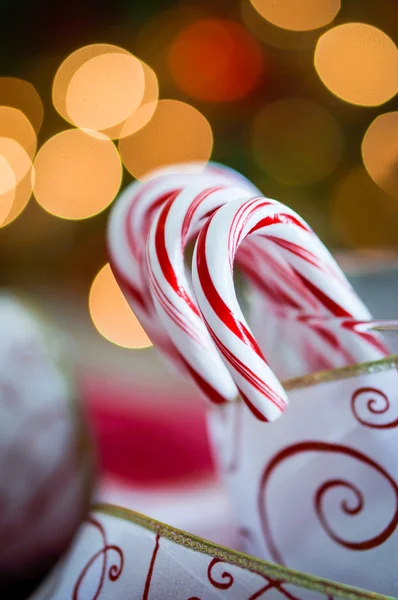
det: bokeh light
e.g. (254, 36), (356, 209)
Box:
(106, 62), (159, 139)
(65, 52), (145, 131)
(251, 98), (343, 186)
(53, 44), (147, 133)
(0, 155), (16, 226)
(362, 112), (398, 200)
(0, 106), (37, 159)
(0, 170), (33, 229)
(332, 167), (398, 247)
(241, 1), (320, 50)
(119, 99), (213, 180)
(249, 0), (340, 31)
(89, 263), (152, 349)
(53, 44), (129, 122)
(0, 137), (34, 228)
(0, 138), (32, 188)
(0, 78), (44, 133)
(168, 18), (264, 102)
(33, 129), (122, 220)
(315, 23), (398, 106)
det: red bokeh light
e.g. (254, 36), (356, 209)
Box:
(168, 18), (264, 103)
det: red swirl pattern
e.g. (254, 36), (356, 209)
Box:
(258, 441), (398, 564)
(189, 557), (329, 599)
(351, 387), (398, 429)
(73, 517), (124, 600)
(207, 558), (234, 589)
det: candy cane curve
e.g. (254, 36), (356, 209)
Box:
(144, 180), (339, 409)
(192, 198), (381, 421)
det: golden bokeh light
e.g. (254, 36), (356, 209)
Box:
(251, 98), (343, 186)
(362, 112), (398, 200)
(0, 137), (33, 228)
(0, 155), (16, 226)
(315, 23), (398, 106)
(0, 78), (44, 133)
(0, 153), (16, 196)
(53, 44), (134, 126)
(0, 170), (33, 229)
(65, 52), (145, 131)
(332, 168), (398, 248)
(250, 0), (340, 31)
(168, 19), (264, 102)
(0, 138), (32, 188)
(105, 61), (159, 139)
(89, 263), (152, 349)
(119, 99), (213, 180)
(0, 107), (37, 159)
(33, 129), (122, 220)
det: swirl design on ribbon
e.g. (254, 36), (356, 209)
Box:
(73, 516), (124, 599)
(258, 441), (398, 564)
(189, 557), (318, 599)
(351, 387), (398, 429)
(207, 558), (234, 589)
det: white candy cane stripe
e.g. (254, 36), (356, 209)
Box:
(192, 198), (381, 421)
(147, 183), (260, 406)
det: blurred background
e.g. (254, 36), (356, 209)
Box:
(1, 0), (398, 506)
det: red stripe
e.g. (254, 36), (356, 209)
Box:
(357, 331), (388, 354)
(294, 270), (351, 318)
(147, 259), (204, 346)
(238, 389), (268, 422)
(341, 320), (388, 355)
(248, 213), (309, 235)
(181, 186), (224, 243)
(268, 236), (328, 274)
(313, 324), (355, 364)
(178, 352), (227, 405)
(196, 217), (264, 358)
(156, 194), (201, 317)
(124, 183), (181, 258)
(204, 315), (286, 410)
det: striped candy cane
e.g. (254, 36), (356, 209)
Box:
(107, 163), (266, 376)
(146, 183), (255, 405)
(145, 180), (332, 410)
(192, 197), (386, 421)
(109, 165), (388, 413)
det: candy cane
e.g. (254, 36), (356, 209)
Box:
(109, 165), (387, 402)
(107, 163), (265, 375)
(108, 167), (329, 370)
(145, 179), (336, 409)
(192, 197), (385, 421)
(146, 182), (258, 405)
